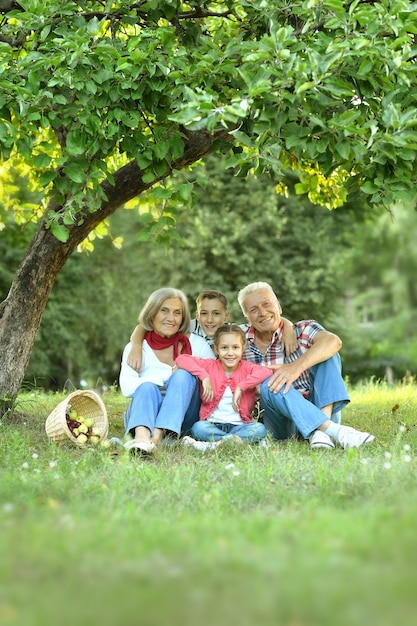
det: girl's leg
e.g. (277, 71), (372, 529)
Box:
(230, 421), (267, 443)
(191, 421), (227, 442)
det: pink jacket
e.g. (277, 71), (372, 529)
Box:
(175, 355), (272, 423)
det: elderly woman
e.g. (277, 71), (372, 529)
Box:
(119, 287), (213, 455)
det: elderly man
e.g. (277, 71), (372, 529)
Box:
(237, 281), (374, 450)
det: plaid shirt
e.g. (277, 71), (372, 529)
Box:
(190, 318), (214, 348)
(242, 319), (324, 398)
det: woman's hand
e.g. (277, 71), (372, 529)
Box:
(201, 377), (214, 401)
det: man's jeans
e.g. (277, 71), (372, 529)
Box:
(260, 354), (350, 440)
(124, 369), (198, 438)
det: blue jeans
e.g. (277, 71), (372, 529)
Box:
(260, 354), (350, 440)
(124, 369), (198, 438)
(191, 420), (267, 443)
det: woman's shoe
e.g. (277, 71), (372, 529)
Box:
(124, 440), (155, 456)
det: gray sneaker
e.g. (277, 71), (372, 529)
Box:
(337, 426), (375, 450)
(309, 430), (335, 449)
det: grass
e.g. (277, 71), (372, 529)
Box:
(1, 381), (417, 625)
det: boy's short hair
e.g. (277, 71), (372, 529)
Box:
(195, 290), (229, 311)
(213, 323), (247, 347)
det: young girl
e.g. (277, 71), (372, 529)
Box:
(175, 324), (272, 444)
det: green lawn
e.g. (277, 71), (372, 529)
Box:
(1, 382), (416, 625)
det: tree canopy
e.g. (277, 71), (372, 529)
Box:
(1, 0), (417, 409)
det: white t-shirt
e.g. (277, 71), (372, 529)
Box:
(207, 385), (244, 425)
(119, 333), (213, 397)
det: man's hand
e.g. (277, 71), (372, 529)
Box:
(127, 346), (142, 372)
(201, 377), (214, 401)
(267, 362), (303, 394)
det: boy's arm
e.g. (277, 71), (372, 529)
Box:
(281, 316), (298, 357)
(127, 324), (146, 372)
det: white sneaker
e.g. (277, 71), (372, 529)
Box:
(182, 436), (217, 452)
(337, 426), (375, 450)
(309, 430), (335, 449)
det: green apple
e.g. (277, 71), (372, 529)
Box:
(100, 439), (111, 449)
(76, 433), (88, 445)
(78, 423), (89, 434)
(72, 427), (79, 437)
(91, 427), (101, 437)
(90, 435), (100, 445)
(84, 418), (94, 428)
(68, 409), (78, 420)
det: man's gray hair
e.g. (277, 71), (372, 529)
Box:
(237, 281), (278, 315)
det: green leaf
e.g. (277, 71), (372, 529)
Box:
(63, 163), (85, 184)
(33, 153), (52, 168)
(50, 222), (70, 243)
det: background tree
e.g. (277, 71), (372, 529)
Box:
(1, 1), (417, 411)
(334, 202), (417, 382)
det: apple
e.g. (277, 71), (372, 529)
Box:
(90, 435), (100, 445)
(84, 418), (94, 428)
(100, 439), (111, 449)
(76, 433), (88, 444)
(91, 427), (101, 437)
(72, 427), (79, 437)
(77, 423), (89, 434)
(68, 409), (78, 420)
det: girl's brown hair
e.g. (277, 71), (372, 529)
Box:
(213, 323), (246, 347)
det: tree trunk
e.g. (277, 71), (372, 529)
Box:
(0, 129), (229, 414)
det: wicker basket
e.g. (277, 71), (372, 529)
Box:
(45, 390), (109, 447)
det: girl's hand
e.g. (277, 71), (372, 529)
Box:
(201, 377), (214, 401)
(232, 387), (242, 413)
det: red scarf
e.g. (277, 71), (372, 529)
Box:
(145, 331), (192, 360)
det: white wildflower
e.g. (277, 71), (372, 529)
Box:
(232, 471), (240, 477)
(22, 462), (29, 469)
(403, 444), (411, 452)
(225, 463), (235, 470)
(360, 458), (369, 465)
(403, 455), (412, 463)
(49, 461), (57, 468)
(384, 451), (392, 459)
(399, 425), (406, 433)
(383, 462), (392, 470)
(32, 453), (38, 459)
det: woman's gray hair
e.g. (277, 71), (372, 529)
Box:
(138, 287), (191, 333)
(237, 281), (278, 315)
